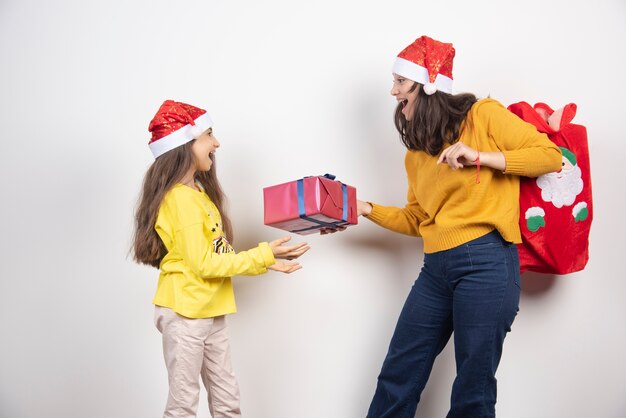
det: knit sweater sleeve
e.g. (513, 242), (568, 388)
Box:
(480, 100), (562, 177)
(365, 198), (423, 237)
(364, 163), (425, 237)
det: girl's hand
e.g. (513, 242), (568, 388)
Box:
(437, 142), (479, 170)
(269, 236), (310, 260)
(268, 260), (302, 274)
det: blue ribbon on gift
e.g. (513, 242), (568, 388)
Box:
(292, 174), (349, 233)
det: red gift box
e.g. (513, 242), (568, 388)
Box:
(263, 174), (358, 235)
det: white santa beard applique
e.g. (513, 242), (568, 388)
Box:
(536, 165), (584, 208)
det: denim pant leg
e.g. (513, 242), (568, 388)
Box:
(367, 251), (453, 418)
(445, 232), (521, 418)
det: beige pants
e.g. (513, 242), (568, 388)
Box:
(154, 306), (242, 418)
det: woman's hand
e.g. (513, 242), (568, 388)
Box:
(269, 236), (310, 260)
(357, 199), (372, 216)
(320, 225), (347, 235)
(437, 142), (479, 170)
(319, 199), (371, 235)
(268, 260), (302, 274)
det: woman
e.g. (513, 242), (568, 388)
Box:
(358, 36), (562, 417)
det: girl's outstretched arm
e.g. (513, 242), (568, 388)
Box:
(174, 224), (277, 278)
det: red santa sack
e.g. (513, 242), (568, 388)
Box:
(507, 101), (593, 274)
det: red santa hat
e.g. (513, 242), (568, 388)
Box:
(392, 35), (455, 95)
(147, 100), (213, 158)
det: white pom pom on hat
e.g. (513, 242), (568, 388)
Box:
(189, 124), (203, 139)
(423, 82), (438, 95)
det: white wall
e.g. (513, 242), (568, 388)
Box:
(1, 1), (625, 417)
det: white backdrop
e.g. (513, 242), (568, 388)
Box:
(1, 1), (625, 417)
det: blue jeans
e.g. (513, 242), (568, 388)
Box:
(366, 230), (520, 418)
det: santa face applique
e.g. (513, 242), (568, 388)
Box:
(536, 147), (583, 208)
(525, 146), (588, 231)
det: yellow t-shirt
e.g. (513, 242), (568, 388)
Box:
(153, 183), (275, 318)
(366, 99), (562, 253)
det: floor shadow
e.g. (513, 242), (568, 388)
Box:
(520, 271), (558, 295)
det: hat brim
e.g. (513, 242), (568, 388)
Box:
(149, 112), (213, 158)
(392, 57), (453, 94)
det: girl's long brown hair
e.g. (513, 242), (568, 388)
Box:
(132, 141), (233, 268)
(394, 82), (477, 155)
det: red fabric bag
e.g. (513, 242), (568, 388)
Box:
(507, 102), (593, 274)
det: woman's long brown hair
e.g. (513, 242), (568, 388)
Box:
(394, 82), (477, 155)
(132, 141), (233, 268)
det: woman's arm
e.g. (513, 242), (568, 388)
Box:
(485, 100), (562, 177)
(438, 100), (561, 176)
(361, 182), (425, 237)
(437, 142), (506, 171)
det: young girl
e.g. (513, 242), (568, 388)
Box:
(355, 36), (562, 417)
(133, 100), (309, 418)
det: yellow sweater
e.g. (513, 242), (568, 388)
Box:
(153, 184), (275, 318)
(366, 99), (562, 253)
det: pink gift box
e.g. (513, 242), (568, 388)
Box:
(263, 174), (358, 235)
